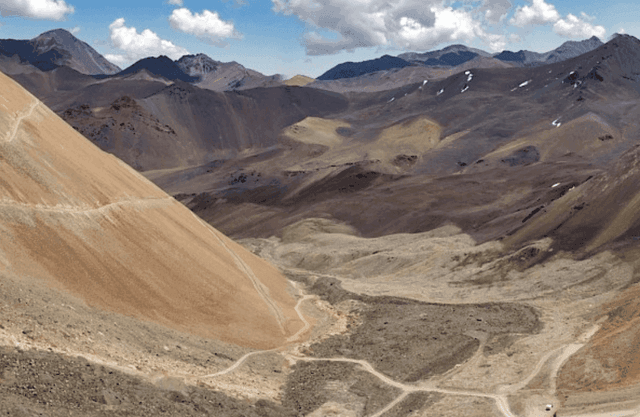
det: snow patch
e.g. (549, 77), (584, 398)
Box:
(422, 80), (428, 86)
(465, 71), (471, 75)
(467, 73), (473, 82)
(551, 183), (560, 188)
(519, 80), (530, 87)
(461, 85), (469, 93)
(387, 97), (395, 103)
(437, 89), (444, 96)
(552, 118), (561, 127)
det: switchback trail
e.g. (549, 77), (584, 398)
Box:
(194, 283), (312, 379)
(194, 282), (602, 417)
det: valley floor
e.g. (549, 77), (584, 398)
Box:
(2, 224), (639, 416)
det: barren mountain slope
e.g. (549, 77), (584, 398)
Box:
(60, 82), (348, 171)
(32, 29), (121, 75)
(4, 36), (640, 417)
(306, 57), (514, 93)
(0, 70), (304, 349)
(156, 36), (640, 248)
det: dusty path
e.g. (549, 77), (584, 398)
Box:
(285, 354), (517, 417)
(4, 99), (39, 143)
(189, 281), (520, 416)
(194, 282), (313, 379)
(191, 283), (605, 417)
(0, 196), (173, 215)
(286, 281), (313, 342)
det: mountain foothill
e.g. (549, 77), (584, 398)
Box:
(1, 28), (640, 417)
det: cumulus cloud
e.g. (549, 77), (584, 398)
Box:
(273, 0), (606, 55)
(481, 0), (512, 25)
(107, 18), (189, 66)
(169, 7), (242, 45)
(167, 0), (182, 5)
(274, 0), (508, 54)
(509, 0), (559, 27)
(553, 13), (605, 39)
(69, 25), (80, 34)
(0, 0), (74, 20)
(510, 1), (605, 39)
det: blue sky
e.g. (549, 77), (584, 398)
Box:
(0, 0), (635, 78)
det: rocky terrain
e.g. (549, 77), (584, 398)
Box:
(2, 30), (640, 417)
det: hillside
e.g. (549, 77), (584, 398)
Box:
(5, 32), (640, 417)
(0, 69), (304, 350)
(317, 55), (415, 80)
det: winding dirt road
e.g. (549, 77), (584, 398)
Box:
(191, 281), (608, 417)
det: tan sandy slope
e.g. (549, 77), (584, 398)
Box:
(0, 70), (303, 349)
(284, 75), (315, 87)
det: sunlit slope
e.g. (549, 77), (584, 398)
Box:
(0, 71), (303, 349)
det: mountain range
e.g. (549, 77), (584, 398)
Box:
(3, 27), (640, 417)
(317, 36), (605, 81)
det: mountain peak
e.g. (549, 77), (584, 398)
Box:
(36, 28), (76, 40)
(119, 55), (198, 82)
(317, 55), (413, 80)
(27, 28), (121, 75)
(176, 53), (221, 77)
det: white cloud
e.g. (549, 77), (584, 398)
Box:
(397, 6), (507, 51)
(107, 18), (189, 66)
(0, 0), (74, 20)
(509, 1), (605, 39)
(167, 0), (183, 5)
(272, 0), (606, 55)
(104, 53), (128, 67)
(509, 0), (559, 27)
(169, 7), (242, 45)
(274, 0), (508, 55)
(69, 25), (80, 34)
(481, 0), (512, 24)
(553, 13), (605, 39)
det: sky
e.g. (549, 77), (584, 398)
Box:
(0, 0), (635, 78)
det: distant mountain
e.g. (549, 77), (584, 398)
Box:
(177, 53), (283, 91)
(317, 55), (415, 81)
(0, 29), (120, 75)
(494, 36), (603, 66)
(176, 53), (221, 78)
(114, 56), (198, 82)
(399, 44), (492, 67)
(33, 29), (121, 75)
(308, 56), (514, 93)
(285, 75), (315, 86)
